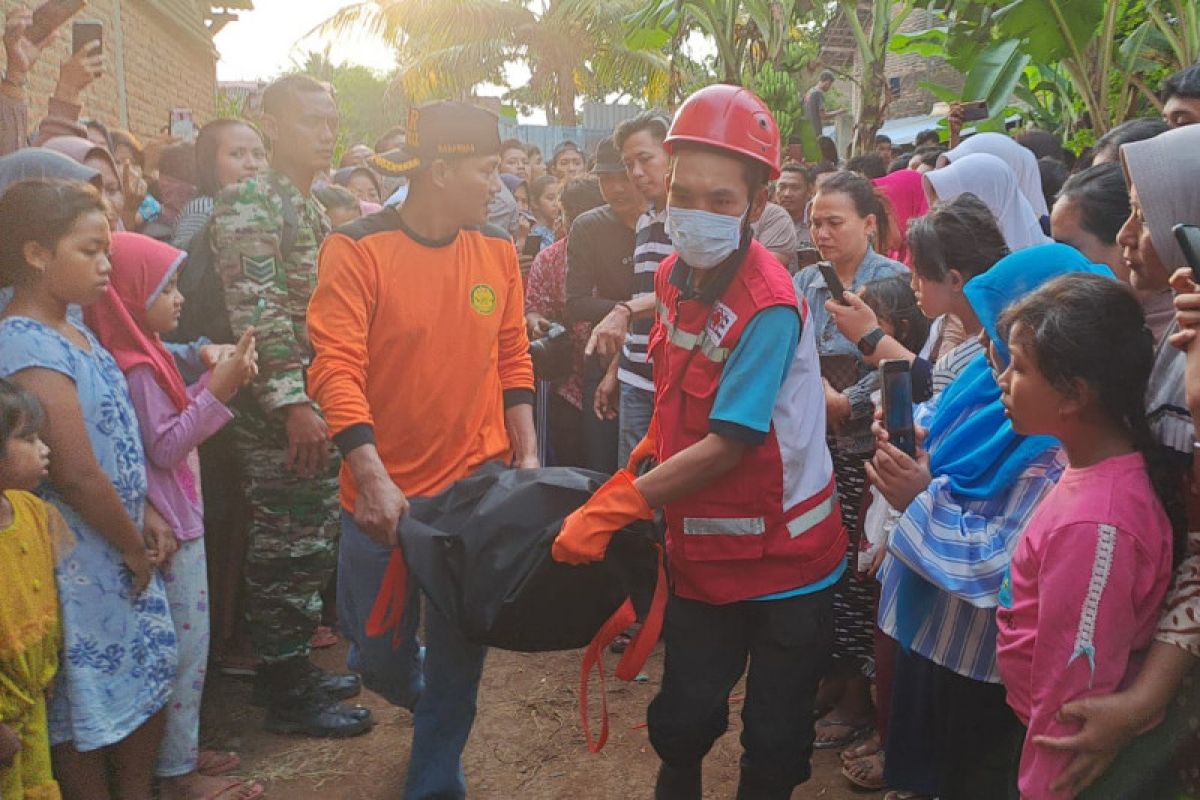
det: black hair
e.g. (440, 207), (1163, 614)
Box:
(262, 74), (330, 118)
(1015, 129), (1065, 162)
(1056, 163), (1130, 245)
(862, 276), (930, 354)
(819, 69), (835, 83)
(314, 184), (360, 212)
(613, 112), (670, 151)
(887, 155), (910, 174)
(0, 378), (44, 458)
(818, 136), (839, 165)
(560, 177), (605, 227)
(528, 174), (559, 205)
(780, 163), (813, 185)
(1092, 118), (1169, 164)
(909, 146), (943, 169)
(998, 273), (1186, 561)
(0, 180), (108, 288)
(1037, 157), (1069, 214)
(914, 129), (941, 147)
(500, 138), (526, 156)
(874, 134), (892, 146)
(908, 193), (1009, 283)
(194, 118), (265, 197)
(374, 126), (406, 154)
(525, 143), (542, 159)
(815, 171), (895, 251)
(846, 153), (887, 179)
(336, 166), (382, 199)
(1161, 62), (1200, 102)
(109, 129), (143, 166)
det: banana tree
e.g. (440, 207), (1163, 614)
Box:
(838, 0), (917, 155)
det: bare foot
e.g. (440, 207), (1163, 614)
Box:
(160, 773), (263, 800)
(196, 750), (240, 776)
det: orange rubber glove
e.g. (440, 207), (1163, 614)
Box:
(552, 469), (654, 565)
(626, 414), (659, 473)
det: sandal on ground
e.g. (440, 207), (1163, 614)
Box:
(196, 751), (240, 777)
(160, 775), (264, 800)
(841, 733), (882, 763)
(310, 625), (339, 649)
(842, 751), (886, 791)
(813, 717), (873, 750)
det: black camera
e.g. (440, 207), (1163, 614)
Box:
(529, 322), (572, 381)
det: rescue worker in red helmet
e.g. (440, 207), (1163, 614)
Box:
(553, 84), (846, 800)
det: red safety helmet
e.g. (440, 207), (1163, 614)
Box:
(664, 84), (782, 180)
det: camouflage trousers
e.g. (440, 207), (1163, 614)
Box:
(231, 407), (341, 663)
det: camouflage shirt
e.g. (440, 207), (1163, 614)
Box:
(210, 169), (330, 414)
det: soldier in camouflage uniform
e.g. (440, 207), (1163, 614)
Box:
(209, 74), (370, 737)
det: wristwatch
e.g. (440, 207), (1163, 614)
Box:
(857, 327), (885, 356)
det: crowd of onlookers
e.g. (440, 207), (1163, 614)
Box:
(2, 0), (1200, 797)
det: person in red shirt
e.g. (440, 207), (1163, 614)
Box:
(307, 101), (537, 799)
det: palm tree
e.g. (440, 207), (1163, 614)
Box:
(315, 0), (669, 125)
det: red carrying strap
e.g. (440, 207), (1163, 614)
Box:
(366, 547), (408, 647)
(578, 545), (668, 752)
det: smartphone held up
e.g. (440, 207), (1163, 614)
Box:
(881, 359), (917, 458)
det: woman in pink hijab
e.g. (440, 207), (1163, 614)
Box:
(873, 168), (928, 266)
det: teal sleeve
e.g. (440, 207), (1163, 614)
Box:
(710, 305), (800, 444)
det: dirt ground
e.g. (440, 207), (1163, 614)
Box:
(202, 642), (870, 800)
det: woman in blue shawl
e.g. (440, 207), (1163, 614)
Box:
(870, 243), (1113, 799)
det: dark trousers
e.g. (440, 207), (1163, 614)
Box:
(647, 586), (835, 798)
(885, 647), (1023, 800)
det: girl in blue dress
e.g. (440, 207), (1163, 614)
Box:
(0, 179), (177, 800)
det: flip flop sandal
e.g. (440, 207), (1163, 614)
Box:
(813, 718), (873, 750)
(840, 735), (882, 763)
(196, 750), (241, 776)
(842, 752), (887, 791)
(207, 778), (265, 800)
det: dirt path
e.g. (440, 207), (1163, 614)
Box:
(202, 643), (872, 799)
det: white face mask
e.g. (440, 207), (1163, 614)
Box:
(665, 205), (748, 270)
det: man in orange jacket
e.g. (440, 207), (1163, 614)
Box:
(553, 86), (847, 800)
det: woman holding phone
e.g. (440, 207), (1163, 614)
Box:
(792, 170), (906, 750)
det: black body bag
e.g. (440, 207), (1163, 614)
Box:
(378, 463), (658, 652)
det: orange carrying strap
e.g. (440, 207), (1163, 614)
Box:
(366, 547), (408, 647)
(579, 544), (668, 752)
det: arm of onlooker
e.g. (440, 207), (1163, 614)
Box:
(125, 366), (233, 471)
(586, 293), (655, 358)
(594, 354), (620, 421)
(883, 451), (1060, 606)
(9, 367), (152, 593)
(565, 218), (617, 323)
(498, 240), (537, 468)
(1019, 524), (1155, 800)
(1033, 639), (1198, 795)
(30, 43), (101, 146)
(0, 6), (37, 156)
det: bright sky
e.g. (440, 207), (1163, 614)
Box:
(213, 0), (541, 120)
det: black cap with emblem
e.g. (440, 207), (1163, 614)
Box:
(368, 101), (502, 177)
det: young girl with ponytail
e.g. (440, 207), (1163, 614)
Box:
(994, 273), (1182, 799)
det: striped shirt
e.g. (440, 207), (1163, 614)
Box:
(877, 394), (1067, 682)
(171, 195), (215, 250)
(618, 208), (670, 391)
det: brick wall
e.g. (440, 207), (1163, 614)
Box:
(884, 8), (963, 119)
(2, 0), (217, 141)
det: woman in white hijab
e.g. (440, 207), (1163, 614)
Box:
(923, 152), (1051, 251)
(943, 132), (1049, 219)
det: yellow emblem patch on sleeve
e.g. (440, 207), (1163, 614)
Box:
(470, 284), (497, 316)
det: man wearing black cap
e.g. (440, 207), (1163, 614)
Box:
(565, 137), (642, 472)
(308, 100), (537, 799)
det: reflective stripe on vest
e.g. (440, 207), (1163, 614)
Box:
(656, 303), (730, 363)
(682, 516), (766, 536)
(785, 492), (837, 539)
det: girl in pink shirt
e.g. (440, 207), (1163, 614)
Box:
(992, 273), (1181, 799)
(84, 232), (261, 800)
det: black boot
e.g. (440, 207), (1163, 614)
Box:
(252, 659), (363, 707)
(735, 770), (794, 800)
(255, 659), (373, 737)
(654, 762), (701, 800)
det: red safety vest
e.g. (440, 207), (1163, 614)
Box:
(648, 240), (847, 604)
